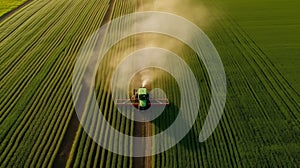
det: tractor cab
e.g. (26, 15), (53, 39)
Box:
(133, 87), (150, 110)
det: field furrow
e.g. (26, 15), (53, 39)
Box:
(0, 0), (299, 167)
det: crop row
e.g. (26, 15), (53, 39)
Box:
(65, 0), (137, 168)
(148, 0), (300, 167)
(0, 0), (113, 167)
(1, 0), (299, 167)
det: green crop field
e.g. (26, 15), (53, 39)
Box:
(0, 0), (299, 167)
(216, 0), (300, 94)
(0, 0), (28, 17)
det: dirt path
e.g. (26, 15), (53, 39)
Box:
(0, 0), (34, 22)
(52, 112), (80, 168)
(133, 121), (152, 168)
(133, 1), (153, 167)
(144, 122), (152, 168)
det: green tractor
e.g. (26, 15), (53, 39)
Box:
(115, 87), (169, 110)
(133, 87), (150, 110)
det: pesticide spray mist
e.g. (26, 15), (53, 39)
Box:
(128, 0), (215, 90)
(72, 0), (227, 156)
(96, 0), (219, 97)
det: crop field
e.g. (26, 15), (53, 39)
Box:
(0, 0), (299, 167)
(0, 0), (29, 18)
(217, 0), (300, 94)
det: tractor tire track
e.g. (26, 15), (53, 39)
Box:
(133, 1), (152, 168)
(133, 121), (152, 168)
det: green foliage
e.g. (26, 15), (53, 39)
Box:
(217, 0), (300, 93)
(0, 0), (299, 167)
(0, 0), (28, 17)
